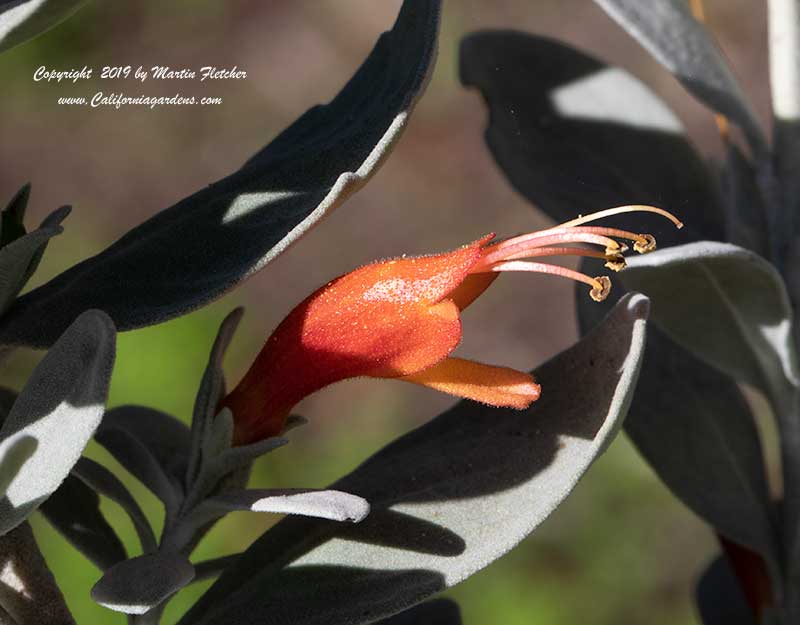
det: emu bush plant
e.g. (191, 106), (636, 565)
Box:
(0, 0), (792, 624)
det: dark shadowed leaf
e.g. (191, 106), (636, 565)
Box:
(0, 0), (441, 349)
(722, 144), (769, 255)
(177, 293), (649, 625)
(0, 0), (89, 54)
(459, 30), (721, 241)
(186, 308), (243, 488)
(94, 426), (182, 520)
(39, 474), (126, 571)
(593, 0), (767, 157)
(376, 599), (462, 625)
(621, 242), (799, 409)
(0, 310), (115, 536)
(91, 552), (195, 615)
(624, 327), (778, 565)
(99, 405), (192, 488)
(0, 182), (30, 247)
(72, 457), (157, 553)
(696, 554), (757, 625)
(0, 522), (76, 625)
(0, 205), (69, 315)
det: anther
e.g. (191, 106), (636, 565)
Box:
(590, 277), (612, 302)
(633, 234), (656, 254)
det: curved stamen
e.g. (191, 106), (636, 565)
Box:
(555, 205), (684, 229)
(479, 231), (623, 267)
(555, 226), (656, 253)
(478, 260), (612, 302)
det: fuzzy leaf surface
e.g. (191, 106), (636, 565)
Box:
(0, 0), (441, 348)
(178, 293), (649, 625)
(0, 310), (115, 536)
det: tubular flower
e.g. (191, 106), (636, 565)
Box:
(223, 205), (682, 445)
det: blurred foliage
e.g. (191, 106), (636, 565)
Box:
(0, 0), (735, 623)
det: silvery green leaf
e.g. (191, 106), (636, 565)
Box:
(206, 488), (369, 523)
(0, 434), (35, 498)
(621, 242), (799, 407)
(177, 293), (649, 625)
(377, 599), (462, 625)
(593, 0), (767, 157)
(167, 488), (368, 552)
(100, 405), (192, 487)
(624, 327), (778, 564)
(0, 205), (69, 316)
(0, 0), (442, 349)
(695, 554), (757, 625)
(186, 308), (243, 488)
(0, 0), (89, 54)
(91, 552), (195, 615)
(459, 30), (722, 241)
(0, 309), (115, 537)
(94, 426), (182, 522)
(72, 457), (157, 554)
(39, 474), (126, 571)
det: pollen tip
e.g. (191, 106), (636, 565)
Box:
(633, 234), (656, 254)
(604, 256), (626, 272)
(590, 276), (612, 302)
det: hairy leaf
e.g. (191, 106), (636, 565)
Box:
(0, 310), (115, 536)
(593, 0), (767, 157)
(624, 327), (778, 563)
(178, 293), (649, 625)
(0, 205), (69, 316)
(0, 0), (89, 54)
(0, 0), (441, 348)
(622, 241), (799, 408)
(39, 474), (126, 571)
(72, 457), (157, 554)
(91, 552), (194, 615)
(459, 30), (721, 241)
(186, 308), (243, 487)
(376, 599), (462, 625)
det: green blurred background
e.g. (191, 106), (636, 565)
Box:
(0, 1), (773, 623)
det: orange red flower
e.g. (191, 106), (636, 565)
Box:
(222, 205), (682, 445)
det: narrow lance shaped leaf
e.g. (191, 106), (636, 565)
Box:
(39, 474), (127, 571)
(0, 0), (90, 54)
(177, 293), (650, 625)
(459, 30), (722, 242)
(72, 457), (158, 554)
(0, 0), (442, 349)
(0, 205), (70, 316)
(0, 309), (115, 537)
(91, 552), (195, 616)
(592, 0), (768, 158)
(99, 405), (192, 488)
